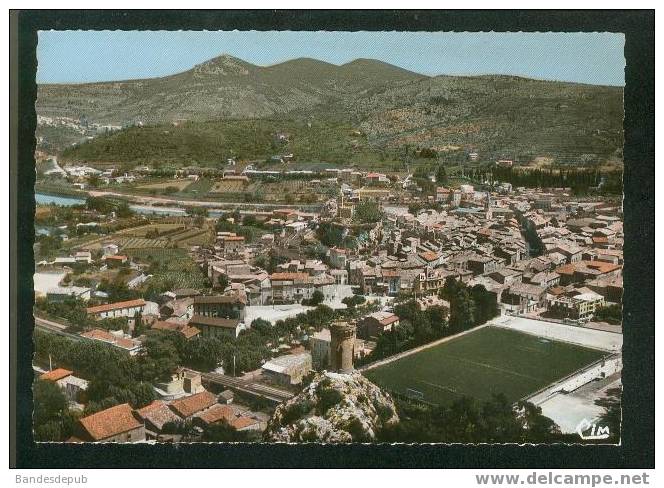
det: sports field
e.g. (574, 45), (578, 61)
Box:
(363, 327), (606, 405)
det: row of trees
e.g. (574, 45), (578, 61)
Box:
(441, 278), (500, 332)
(366, 302), (450, 364)
(469, 166), (625, 196)
(381, 385), (622, 444)
(360, 279), (499, 366)
(379, 394), (564, 443)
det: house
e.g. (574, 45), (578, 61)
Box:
(269, 272), (313, 304)
(501, 283), (547, 313)
(365, 172), (390, 186)
(169, 390), (217, 419)
(104, 255), (128, 268)
(80, 328), (142, 355)
(418, 250), (443, 267)
(188, 315), (243, 339)
(329, 247), (348, 269)
(154, 369), (204, 400)
(76, 403), (145, 443)
(74, 251), (92, 264)
(40, 368), (88, 402)
(436, 187), (451, 203)
(309, 328), (332, 370)
(381, 269), (401, 295)
(46, 286), (91, 302)
(86, 299), (146, 320)
(102, 243), (119, 256)
(467, 256), (497, 275)
(261, 353), (312, 386)
(218, 390), (235, 404)
(151, 320), (201, 340)
(358, 311), (400, 339)
(136, 400), (182, 437)
(232, 416), (262, 432)
(548, 291), (606, 321)
(193, 403), (235, 427)
(219, 235), (246, 256)
(489, 268), (522, 286)
(193, 295), (246, 320)
(53, 256), (76, 267)
(159, 297), (195, 321)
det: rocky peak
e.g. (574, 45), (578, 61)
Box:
(264, 371), (399, 443)
(192, 54), (252, 76)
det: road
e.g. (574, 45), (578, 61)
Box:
(34, 316), (85, 341)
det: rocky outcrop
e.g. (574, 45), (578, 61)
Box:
(264, 371), (399, 443)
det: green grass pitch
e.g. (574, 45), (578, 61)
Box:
(363, 327), (607, 405)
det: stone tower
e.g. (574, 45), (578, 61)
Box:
(330, 321), (356, 374)
(485, 191), (493, 220)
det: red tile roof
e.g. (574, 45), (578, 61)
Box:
(136, 400), (181, 431)
(79, 403), (143, 441)
(195, 404), (235, 425)
(152, 320), (201, 339)
(270, 272), (310, 281)
(40, 368), (73, 382)
(418, 251), (441, 262)
(86, 299), (145, 315)
(232, 416), (259, 430)
(169, 391), (217, 418)
(188, 315), (240, 330)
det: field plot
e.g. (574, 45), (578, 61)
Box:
(179, 178), (214, 195)
(126, 248), (208, 290)
(210, 180), (248, 193)
(363, 327), (606, 406)
(115, 237), (169, 249)
(115, 223), (185, 237)
(136, 179), (192, 192)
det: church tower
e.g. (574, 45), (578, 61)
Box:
(485, 191), (493, 220)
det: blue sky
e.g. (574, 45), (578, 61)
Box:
(37, 31), (625, 86)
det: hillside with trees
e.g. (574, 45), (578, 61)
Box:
(39, 55), (623, 167)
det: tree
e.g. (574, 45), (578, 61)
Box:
(471, 284), (499, 325)
(132, 312), (145, 338)
(595, 386), (622, 443)
(33, 379), (72, 442)
(449, 288), (476, 332)
(139, 332), (182, 382)
(353, 201), (383, 224)
(342, 295), (366, 309)
(303, 290), (324, 306)
(86, 196), (113, 214)
(250, 318), (272, 335)
(217, 274), (229, 290)
(116, 201), (134, 218)
(436, 164), (449, 185)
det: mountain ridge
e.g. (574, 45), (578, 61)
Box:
(36, 53), (624, 165)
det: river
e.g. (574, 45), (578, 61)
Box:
(36, 192), (226, 218)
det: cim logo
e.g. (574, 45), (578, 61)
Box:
(576, 418), (610, 440)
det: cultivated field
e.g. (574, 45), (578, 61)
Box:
(136, 179), (192, 191)
(210, 180), (248, 193)
(363, 327), (606, 405)
(115, 223), (185, 237)
(126, 248), (208, 290)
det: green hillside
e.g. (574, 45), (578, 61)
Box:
(41, 55), (624, 167)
